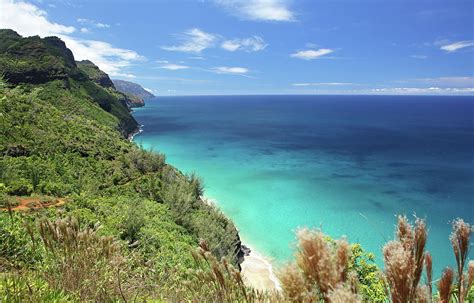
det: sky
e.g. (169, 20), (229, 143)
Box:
(1, 0), (473, 96)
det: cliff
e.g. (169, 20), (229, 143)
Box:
(112, 79), (155, 107)
(76, 60), (115, 88)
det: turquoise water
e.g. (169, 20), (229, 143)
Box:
(133, 95), (473, 273)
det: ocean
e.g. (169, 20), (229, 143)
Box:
(133, 95), (474, 273)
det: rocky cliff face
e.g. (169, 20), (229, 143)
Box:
(112, 79), (155, 107)
(76, 60), (144, 114)
(76, 60), (115, 88)
(0, 29), (138, 137)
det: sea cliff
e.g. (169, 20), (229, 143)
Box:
(0, 29), (245, 301)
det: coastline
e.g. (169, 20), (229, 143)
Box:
(201, 195), (281, 292)
(129, 133), (281, 290)
(128, 124), (143, 142)
(240, 242), (282, 292)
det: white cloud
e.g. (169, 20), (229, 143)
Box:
(410, 55), (427, 59)
(144, 87), (155, 93)
(370, 87), (474, 95)
(159, 63), (190, 70)
(0, 1), (143, 77)
(292, 82), (354, 87)
(96, 23), (109, 28)
(221, 36), (267, 52)
(290, 86), (474, 95)
(60, 36), (143, 77)
(213, 66), (249, 74)
(215, 0), (295, 21)
(291, 49), (334, 60)
(77, 18), (110, 28)
(440, 40), (474, 52)
(162, 28), (216, 53)
(414, 76), (474, 87)
(0, 0), (75, 36)
(188, 56), (205, 60)
(80, 27), (89, 33)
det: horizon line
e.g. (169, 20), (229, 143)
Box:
(149, 93), (474, 98)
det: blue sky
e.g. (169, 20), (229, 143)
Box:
(1, 0), (473, 95)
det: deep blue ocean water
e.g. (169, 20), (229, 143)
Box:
(133, 95), (474, 273)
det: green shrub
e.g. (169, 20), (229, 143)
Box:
(120, 205), (145, 244)
(6, 178), (32, 196)
(0, 272), (74, 303)
(0, 194), (18, 208)
(38, 181), (71, 197)
(0, 213), (40, 268)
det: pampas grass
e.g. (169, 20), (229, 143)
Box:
(36, 217), (128, 302)
(278, 228), (356, 303)
(450, 219), (472, 302)
(383, 216), (428, 303)
(438, 267), (454, 303)
(383, 216), (473, 303)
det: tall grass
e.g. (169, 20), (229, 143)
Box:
(382, 216), (473, 303)
(35, 217), (129, 302)
(279, 229), (360, 302)
(1, 213), (472, 302)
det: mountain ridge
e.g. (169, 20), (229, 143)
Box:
(112, 79), (155, 107)
(0, 29), (139, 137)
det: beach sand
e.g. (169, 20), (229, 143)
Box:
(200, 196), (281, 292)
(241, 247), (281, 292)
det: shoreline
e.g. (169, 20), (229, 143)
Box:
(240, 242), (282, 292)
(128, 124), (143, 142)
(200, 195), (281, 292)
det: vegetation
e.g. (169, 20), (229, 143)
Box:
(0, 29), (243, 301)
(112, 79), (155, 107)
(1, 29), (472, 302)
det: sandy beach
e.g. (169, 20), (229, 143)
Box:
(241, 246), (281, 292)
(200, 196), (281, 292)
(201, 196), (281, 291)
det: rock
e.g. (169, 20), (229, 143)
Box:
(112, 79), (155, 107)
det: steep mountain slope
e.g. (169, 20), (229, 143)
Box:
(112, 79), (155, 107)
(75, 59), (143, 116)
(76, 60), (115, 88)
(0, 29), (243, 301)
(0, 29), (138, 137)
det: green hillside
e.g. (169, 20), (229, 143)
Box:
(0, 30), (243, 301)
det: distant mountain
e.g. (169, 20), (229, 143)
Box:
(112, 79), (155, 107)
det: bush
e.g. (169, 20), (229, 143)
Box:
(350, 244), (386, 302)
(0, 194), (18, 209)
(0, 213), (40, 268)
(0, 272), (74, 302)
(7, 178), (33, 196)
(120, 205), (145, 244)
(38, 180), (71, 197)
